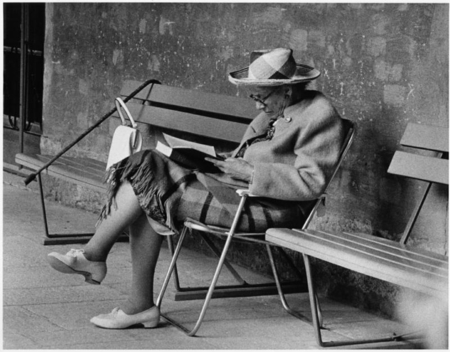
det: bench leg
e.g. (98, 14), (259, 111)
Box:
(37, 174), (94, 245)
(266, 244), (312, 323)
(37, 173), (50, 237)
(302, 253), (403, 347)
(36, 174), (127, 245)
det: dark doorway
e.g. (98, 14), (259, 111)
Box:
(3, 3), (45, 170)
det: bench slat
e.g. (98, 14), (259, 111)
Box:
(266, 228), (448, 297)
(16, 153), (106, 193)
(116, 103), (248, 143)
(120, 80), (256, 122)
(41, 155), (106, 171)
(388, 151), (448, 185)
(317, 230), (447, 272)
(339, 229), (448, 264)
(301, 229), (446, 276)
(400, 123), (449, 152)
(42, 156), (106, 179)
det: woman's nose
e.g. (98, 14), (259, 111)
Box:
(255, 101), (265, 110)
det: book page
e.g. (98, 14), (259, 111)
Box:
(163, 133), (217, 157)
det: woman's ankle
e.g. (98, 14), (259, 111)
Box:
(82, 249), (107, 262)
(119, 300), (154, 315)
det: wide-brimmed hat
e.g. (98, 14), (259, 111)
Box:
(228, 48), (320, 87)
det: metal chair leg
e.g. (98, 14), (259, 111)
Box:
(199, 232), (246, 285)
(158, 228), (243, 335)
(157, 194), (248, 336)
(166, 235), (182, 291)
(157, 226), (189, 308)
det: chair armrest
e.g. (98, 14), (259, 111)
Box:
(236, 189), (259, 197)
(236, 190), (328, 200)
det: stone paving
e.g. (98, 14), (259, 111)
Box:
(3, 171), (416, 349)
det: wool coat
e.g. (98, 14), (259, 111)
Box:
(209, 90), (346, 202)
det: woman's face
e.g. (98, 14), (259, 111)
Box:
(249, 86), (286, 118)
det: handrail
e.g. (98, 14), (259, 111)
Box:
(24, 78), (161, 185)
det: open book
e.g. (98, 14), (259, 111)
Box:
(156, 133), (225, 173)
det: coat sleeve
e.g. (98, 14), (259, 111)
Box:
(248, 99), (345, 201)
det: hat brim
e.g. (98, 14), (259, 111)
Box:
(228, 64), (320, 86)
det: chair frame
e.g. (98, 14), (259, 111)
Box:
(165, 228), (307, 302)
(156, 119), (356, 337)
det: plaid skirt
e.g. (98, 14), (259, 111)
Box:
(99, 150), (309, 235)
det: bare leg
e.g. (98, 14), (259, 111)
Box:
(119, 212), (163, 315)
(83, 181), (143, 262)
(83, 180), (164, 315)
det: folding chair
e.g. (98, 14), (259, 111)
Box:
(156, 118), (356, 336)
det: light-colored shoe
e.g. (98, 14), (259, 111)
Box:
(47, 249), (107, 284)
(90, 306), (160, 329)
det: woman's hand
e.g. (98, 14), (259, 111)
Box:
(205, 157), (254, 182)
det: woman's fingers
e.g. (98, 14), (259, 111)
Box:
(204, 157), (253, 182)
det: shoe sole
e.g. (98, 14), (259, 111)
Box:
(91, 317), (159, 329)
(91, 319), (159, 329)
(47, 255), (101, 285)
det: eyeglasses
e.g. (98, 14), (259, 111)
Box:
(249, 89), (276, 106)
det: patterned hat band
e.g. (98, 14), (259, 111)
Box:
(228, 48), (321, 87)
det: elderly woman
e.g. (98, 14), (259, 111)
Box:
(48, 48), (345, 329)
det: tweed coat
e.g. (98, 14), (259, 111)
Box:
(209, 90), (345, 202)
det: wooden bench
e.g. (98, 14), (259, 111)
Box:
(16, 79), (309, 302)
(266, 122), (449, 347)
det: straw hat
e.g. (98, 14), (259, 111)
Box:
(228, 48), (320, 87)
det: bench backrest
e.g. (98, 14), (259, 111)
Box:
(388, 123), (448, 185)
(115, 80), (256, 144)
(387, 122), (449, 244)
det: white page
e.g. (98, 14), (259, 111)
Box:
(163, 133), (217, 157)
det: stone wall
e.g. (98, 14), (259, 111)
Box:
(41, 3), (448, 317)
